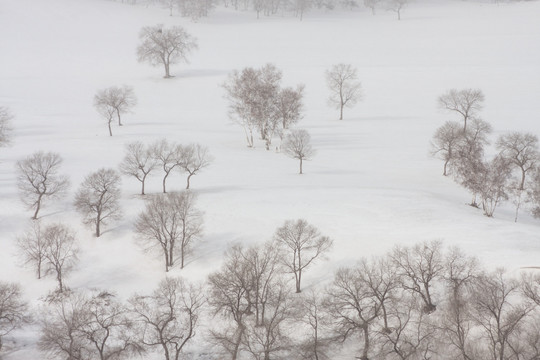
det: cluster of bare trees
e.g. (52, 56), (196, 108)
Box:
(431, 88), (540, 219)
(223, 63), (305, 149)
(119, 140), (212, 195)
(157, 0), (216, 19)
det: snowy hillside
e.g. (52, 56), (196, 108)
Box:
(1, 0), (540, 358)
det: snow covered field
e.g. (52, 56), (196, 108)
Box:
(1, 0), (540, 358)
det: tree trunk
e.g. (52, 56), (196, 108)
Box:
(339, 103), (344, 120)
(108, 121), (113, 137)
(141, 174), (146, 195)
(96, 219), (101, 237)
(116, 109), (122, 126)
(360, 325), (370, 360)
(299, 158), (303, 174)
(186, 173), (193, 189)
(33, 193), (43, 220)
(57, 268), (63, 292)
(164, 61), (170, 78)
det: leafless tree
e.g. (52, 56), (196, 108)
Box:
(119, 141), (157, 196)
(129, 277), (204, 360)
(93, 86), (137, 127)
(527, 170), (540, 219)
(95, 97), (117, 136)
(243, 281), (293, 360)
(159, 0), (177, 15)
(390, 240), (444, 314)
(0, 282), (29, 352)
(151, 139), (182, 193)
(177, 143), (212, 189)
(135, 192), (203, 271)
(42, 223), (79, 293)
(325, 266), (382, 360)
(297, 289), (332, 360)
(496, 132), (539, 221)
(276, 85), (304, 130)
(471, 269), (535, 360)
(430, 120), (463, 176)
(438, 89), (484, 132)
(74, 168), (123, 237)
(137, 24), (198, 78)
(326, 63), (362, 120)
(16, 151), (70, 219)
(364, 0), (381, 14)
(208, 245), (254, 360)
(0, 106), (13, 147)
(476, 155), (513, 217)
(293, 0), (312, 20)
(274, 219), (332, 293)
(283, 129), (315, 174)
(16, 220), (47, 279)
(521, 272), (540, 306)
(39, 290), (142, 360)
(386, 0), (408, 20)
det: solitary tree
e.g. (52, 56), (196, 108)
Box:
(129, 277), (204, 360)
(135, 192), (203, 271)
(93, 86), (137, 127)
(119, 142), (157, 196)
(178, 143), (212, 189)
(0, 106), (13, 147)
(16, 221), (47, 279)
(42, 224), (79, 293)
(326, 63), (362, 120)
(137, 24), (198, 78)
(74, 168), (123, 237)
(16, 151), (70, 219)
(0, 282), (29, 352)
(438, 89), (484, 132)
(283, 129), (315, 174)
(273, 219), (333, 293)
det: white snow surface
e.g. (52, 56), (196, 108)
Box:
(1, 0), (540, 358)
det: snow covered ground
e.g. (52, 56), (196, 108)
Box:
(1, 0), (540, 358)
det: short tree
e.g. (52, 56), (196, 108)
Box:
(16, 151), (70, 220)
(438, 88), (485, 132)
(273, 219), (333, 293)
(430, 120), (463, 176)
(119, 141), (157, 196)
(0, 106), (13, 147)
(0, 282), (29, 352)
(386, 0), (408, 20)
(326, 63), (362, 120)
(74, 168), (123, 237)
(135, 192), (203, 271)
(283, 129), (315, 174)
(178, 143), (212, 189)
(151, 139), (182, 193)
(42, 224), (79, 293)
(137, 24), (198, 78)
(93, 86), (137, 127)
(16, 221), (47, 279)
(129, 277), (204, 360)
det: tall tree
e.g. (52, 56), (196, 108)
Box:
(93, 86), (137, 126)
(42, 224), (79, 293)
(16, 221), (47, 279)
(151, 139), (182, 193)
(282, 129), (315, 174)
(0, 282), (29, 352)
(177, 143), (212, 190)
(273, 219), (332, 293)
(137, 24), (198, 78)
(16, 151), (70, 219)
(119, 141), (157, 196)
(438, 89), (484, 132)
(74, 168), (123, 237)
(326, 63), (362, 120)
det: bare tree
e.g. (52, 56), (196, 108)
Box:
(438, 89), (485, 132)
(39, 290), (141, 360)
(93, 86), (137, 127)
(16, 151), (70, 219)
(74, 168), (123, 237)
(16, 220), (47, 279)
(326, 63), (362, 120)
(471, 269), (535, 360)
(364, 0), (381, 14)
(297, 289), (332, 360)
(325, 266), (382, 360)
(476, 155), (513, 217)
(386, 0), (408, 20)
(135, 192), (203, 271)
(0, 106), (13, 147)
(430, 120), (463, 176)
(283, 129), (315, 174)
(137, 24), (198, 78)
(151, 139), (182, 193)
(273, 219), (332, 293)
(276, 85), (304, 130)
(527, 170), (540, 219)
(496, 132), (539, 221)
(390, 240), (444, 314)
(119, 141), (157, 196)
(0, 282), (29, 352)
(95, 97), (117, 136)
(177, 143), (212, 190)
(42, 224), (79, 293)
(129, 277), (204, 360)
